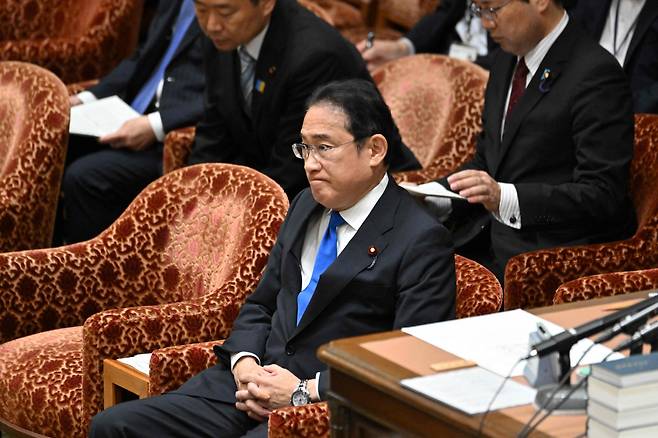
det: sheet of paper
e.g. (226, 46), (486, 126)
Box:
(399, 182), (465, 200)
(69, 95), (139, 137)
(403, 309), (623, 377)
(401, 367), (537, 415)
(117, 353), (152, 376)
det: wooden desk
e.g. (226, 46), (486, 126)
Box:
(318, 291), (653, 437)
(103, 359), (149, 409)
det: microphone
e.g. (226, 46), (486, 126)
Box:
(526, 294), (658, 359)
(593, 301), (658, 344)
(613, 319), (658, 352)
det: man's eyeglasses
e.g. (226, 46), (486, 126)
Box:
(292, 138), (363, 161)
(469, 0), (513, 22)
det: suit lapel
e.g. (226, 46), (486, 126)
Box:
(492, 22), (574, 176)
(171, 20), (201, 61)
(250, 0), (287, 123)
(625, 1), (658, 69)
(290, 178), (400, 339)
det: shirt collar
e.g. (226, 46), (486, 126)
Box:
(332, 173), (389, 232)
(240, 21), (269, 61)
(523, 11), (569, 78)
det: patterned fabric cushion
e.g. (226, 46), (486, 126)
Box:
(163, 126), (196, 174)
(298, 0), (335, 25)
(374, 55), (487, 185)
(504, 114), (658, 310)
(143, 255), (500, 438)
(377, 0), (440, 30)
(0, 164), (288, 437)
(0, 0), (143, 84)
(554, 268), (658, 304)
(0, 61), (69, 252)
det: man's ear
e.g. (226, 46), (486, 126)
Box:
(260, 0), (276, 17)
(368, 134), (388, 167)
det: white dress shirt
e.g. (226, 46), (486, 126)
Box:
(599, 0), (646, 67)
(231, 174), (389, 401)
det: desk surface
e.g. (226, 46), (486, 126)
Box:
(318, 290), (652, 437)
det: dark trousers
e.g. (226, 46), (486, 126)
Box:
(89, 393), (264, 438)
(55, 135), (163, 244)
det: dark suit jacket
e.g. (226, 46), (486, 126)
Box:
(405, 0), (500, 69)
(176, 177), (456, 402)
(569, 0), (658, 112)
(447, 19), (635, 275)
(87, 0), (206, 133)
(187, 0), (420, 199)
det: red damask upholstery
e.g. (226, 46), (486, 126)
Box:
(554, 268), (658, 304)
(0, 61), (69, 251)
(144, 255), (501, 437)
(163, 126), (197, 174)
(0, 164), (289, 437)
(371, 55), (487, 184)
(504, 114), (658, 310)
(0, 0), (143, 84)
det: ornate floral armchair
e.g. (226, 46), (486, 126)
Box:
(0, 61), (69, 251)
(0, 164), (288, 437)
(0, 0), (143, 84)
(376, 54), (488, 185)
(553, 268), (658, 305)
(142, 255), (501, 437)
(504, 114), (658, 310)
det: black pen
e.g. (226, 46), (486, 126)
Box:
(366, 31), (375, 49)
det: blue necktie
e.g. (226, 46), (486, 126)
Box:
(296, 211), (345, 325)
(130, 0), (196, 114)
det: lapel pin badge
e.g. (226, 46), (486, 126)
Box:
(539, 68), (552, 93)
(366, 245), (378, 270)
(254, 79), (266, 94)
(267, 65), (276, 76)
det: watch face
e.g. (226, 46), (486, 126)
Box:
(291, 389), (310, 406)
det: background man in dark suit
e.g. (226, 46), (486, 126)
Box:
(187, 0), (420, 200)
(569, 0), (658, 112)
(89, 79), (456, 437)
(423, 0), (635, 282)
(357, 0), (500, 71)
(61, 0), (206, 243)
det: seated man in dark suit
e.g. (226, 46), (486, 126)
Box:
(187, 0), (420, 200)
(356, 0), (500, 71)
(420, 0), (635, 282)
(569, 0), (658, 112)
(89, 79), (456, 437)
(61, 0), (206, 243)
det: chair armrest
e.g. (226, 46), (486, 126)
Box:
(269, 402), (330, 438)
(82, 281), (252, 417)
(554, 268), (658, 304)
(163, 127), (196, 174)
(455, 255), (502, 318)
(67, 79), (99, 95)
(504, 238), (647, 310)
(149, 340), (224, 396)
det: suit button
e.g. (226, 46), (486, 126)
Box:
(166, 76), (175, 83)
(286, 345), (295, 356)
(509, 216), (516, 224)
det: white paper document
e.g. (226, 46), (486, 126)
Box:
(69, 95), (139, 137)
(401, 367), (537, 415)
(399, 182), (465, 200)
(117, 353), (152, 376)
(403, 309), (623, 377)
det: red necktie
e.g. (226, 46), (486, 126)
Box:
(506, 57), (529, 117)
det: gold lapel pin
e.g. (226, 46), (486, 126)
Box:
(368, 245), (378, 257)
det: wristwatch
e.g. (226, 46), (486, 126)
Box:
(290, 379), (311, 406)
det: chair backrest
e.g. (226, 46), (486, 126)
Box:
(373, 54), (487, 183)
(298, 0), (335, 25)
(90, 163), (289, 306)
(455, 255), (502, 318)
(376, 0), (440, 30)
(0, 61), (69, 250)
(629, 114), (658, 239)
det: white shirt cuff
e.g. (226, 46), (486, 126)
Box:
(494, 183), (521, 229)
(314, 371), (322, 401)
(76, 91), (97, 104)
(147, 112), (165, 142)
(399, 37), (415, 55)
(230, 352), (260, 371)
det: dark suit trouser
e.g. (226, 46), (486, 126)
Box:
(59, 140), (163, 244)
(89, 392), (263, 438)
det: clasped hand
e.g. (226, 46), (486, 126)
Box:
(233, 358), (304, 422)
